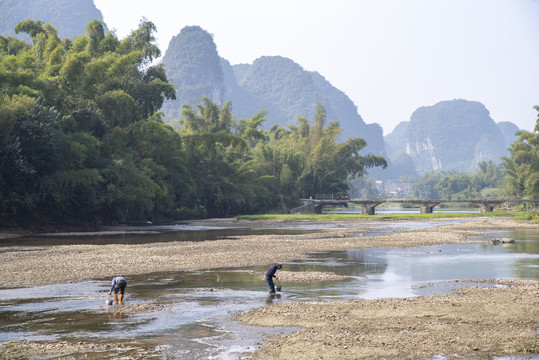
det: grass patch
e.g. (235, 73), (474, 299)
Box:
(237, 211), (521, 221)
(513, 212), (539, 222)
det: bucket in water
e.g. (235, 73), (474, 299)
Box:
(276, 285), (281, 292)
(106, 299), (113, 306)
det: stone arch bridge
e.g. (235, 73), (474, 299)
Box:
(291, 199), (539, 215)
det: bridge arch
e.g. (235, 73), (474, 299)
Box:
(290, 199), (538, 215)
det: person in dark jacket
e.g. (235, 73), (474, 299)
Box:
(265, 264), (282, 293)
(108, 276), (127, 304)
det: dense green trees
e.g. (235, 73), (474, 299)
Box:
(411, 161), (504, 200)
(175, 99), (386, 216)
(1, 20), (386, 225)
(502, 106), (539, 199)
(4, 17), (534, 225)
(4, 18), (534, 226)
(247, 103), (387, 210)
(0, 19), (179, 225)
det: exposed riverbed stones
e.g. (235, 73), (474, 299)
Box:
(0, 218), (508, 288)
(236, 279), (539, 360)
(1, 217), (539, 359)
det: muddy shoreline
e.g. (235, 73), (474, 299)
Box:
(1, 217), (538, 359)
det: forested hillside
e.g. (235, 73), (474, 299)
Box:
(0, 20), (387, 226)
(2, 4), (526, 186)
(384, 99), (518, 175)
(161, 26), (386, 156)
(0, 0), (104, 40)
(503, 107), (539, 200)
(497, 121), (521, 149)
(409, 108), (539, 201)
(160, 26), (225, 121)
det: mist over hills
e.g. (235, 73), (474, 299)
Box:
(384, 99), (521, 175)
(162, 26), (523, 178)
(161, 26), (386, 156)
(0, 2), (524, 180)
(0, 0), (105, 40)
(497, 121), (522, 148)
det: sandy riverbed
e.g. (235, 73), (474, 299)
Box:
(0, 217), (514, 288)
(0, 217), (538, 359)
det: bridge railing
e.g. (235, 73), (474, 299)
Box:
(297, 198), (539, 215)
(314, 194), (335, 200)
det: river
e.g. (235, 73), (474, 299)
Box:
(0, 218), (538, 359)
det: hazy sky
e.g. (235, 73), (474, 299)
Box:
(94, 0), (539, 135)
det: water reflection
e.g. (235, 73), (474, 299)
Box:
(0, 224), (538, 358)
(0, 227), (316, 247)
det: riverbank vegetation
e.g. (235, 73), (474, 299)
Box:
(411, 160), (504, 199)
(409, 120), (539, 203)
(386, 109), (539, 204)
(514, 212), (539, 222)
(0, 20), (386, 226)
(1, 19), (537, 227)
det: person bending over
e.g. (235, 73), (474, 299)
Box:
(265, 264), (282, 293)
(109, 276), (127, 304)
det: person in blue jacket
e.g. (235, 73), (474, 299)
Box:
(265, 264), (282, 293)
(108, 276), (127, 304)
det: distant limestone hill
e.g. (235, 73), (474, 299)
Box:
(496, 121), (522, 148)
(3, 3), (521, 181)
(161, 26), (226, 121)
(384, 99), (521, 175)
(161, 26), (385, 155)
(0, 0), (105, 40)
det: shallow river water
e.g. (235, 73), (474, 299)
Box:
(0, 219), (538, 359)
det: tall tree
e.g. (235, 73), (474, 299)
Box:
(502, 106), (539, 199)
(0, 19), (183, 225)
(251, 103), (387, 207)
(294, 103), (386, 199)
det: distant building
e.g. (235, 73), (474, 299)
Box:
(380, 180), (413, 197)
(375, 180), (384, 194)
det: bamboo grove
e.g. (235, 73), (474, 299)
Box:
(0, 20), (387, 226)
